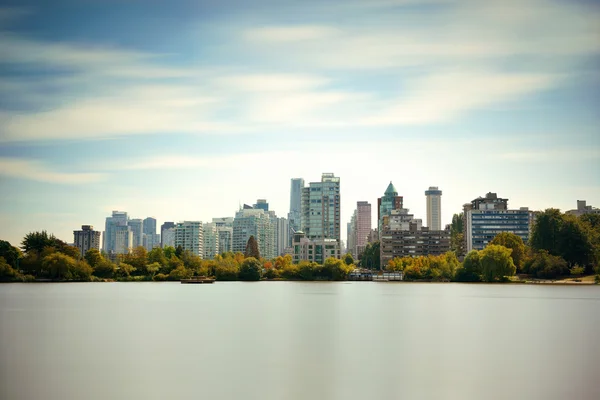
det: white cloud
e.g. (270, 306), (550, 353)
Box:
(361, 71), (560, 126)
(243, 25), (341, 42)
(0, 157), (105, 184)
(216, 73), (328, 92)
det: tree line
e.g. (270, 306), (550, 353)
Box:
(1, 209), (599, 283)
(0, 234), (355, 282)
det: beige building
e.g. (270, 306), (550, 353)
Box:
(292, 231), (340, 264)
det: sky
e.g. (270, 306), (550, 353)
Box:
(0, 0), (599, 247)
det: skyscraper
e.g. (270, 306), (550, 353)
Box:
(276, 217), (290, 256)
(377, 182), (403, 233)
(213, 217), (234, 254)
(233, 207), (275, 259)
(253, 199), (269, 211)
(128, 219), (143, 248)
(289, 178), (305, 237)
(160, 221), (176, 247)
(174, 221), (204, 257)
(73, 225), (101, 258)
(103, 211), (129, 254)
(425, 186), (442, 231)
(203, 222), (219, 260)
(143, 217), (157, 235)
(301, 173), (341, 243)
(355, 201), (372, 257)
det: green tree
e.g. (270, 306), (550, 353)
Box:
(455, 250), (483, 282)
(323, 258), (352, 281)
(71, 260), (93, 281)
(93, 259), (116, 279)
(169, 265), (192, 281)
(450, 213), (465, 255)
(297, 261), (316, 280)
(163, 246), (176, 260)
(523, 250), (569, 279)
(85, 248), (104, 269)
(117, 262), (136, 278)
(0, 256), (20, 281)
(343, 253), (355, 266)
(490, 232), (526, 270)
(530, 209), (564, 255)
(146, 262), (161, 278)
(480, 245), (516, 282)
(361, 242), (380, 269)
(41, 253), (76, 280)
(0, 240), (22, 269)
(22, 231), (58, 256)
(558, 216), (594, 267)
(175, 245), (184, 258)
(148, 247), (168, 267)
(244, 236), (260, 259)
(239, 257), (262, 281)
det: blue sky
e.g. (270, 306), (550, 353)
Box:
(0, 0), (599, 247)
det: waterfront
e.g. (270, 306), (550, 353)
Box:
(1, 282), (599, 400)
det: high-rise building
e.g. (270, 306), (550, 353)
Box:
(233, 207), (275, 259)
(379, 208), (450, 268)
(425, 186), (442, 231)
(103, 211), (128, 254)
(160, 222), (176, 247)
(143, 233), (161, 251)
(377, 182), (403, 233)
(253, 199), (269, 211)
(301, 173), (341, 245)
(162, 227), (176, 248)
(463, 192), (533, 253)
(289, 178), (305, 240)
(355, 201), (372, 257)
(143, 217), (157, 236)
(128, 219), (143, 249)
(276, 217), (290, 256)
(203, 222), (219, 260)
(213, 217), (234, 254)
(73, 225), (101, 258)
(346, 211), (356, 256)
(174, 221), (204, 257)
(114, 225), (134, 255)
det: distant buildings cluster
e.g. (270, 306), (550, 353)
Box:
(72, 173), (598, 268)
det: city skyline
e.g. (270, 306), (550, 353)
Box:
(0, 0), (599, 246)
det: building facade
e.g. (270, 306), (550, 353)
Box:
(292, 231), (341, 264)
(73, 225), (101, 258)
(128, 219), (144, 249)
(566, 200), (600, 217)
(425, 186), (442, 231)
(379, 208), (450, 267)
(114, 225), (134, 255)
(213, 217), (234, 254)
(276, 217), (290, 256)
(377, 182), (403, 233)
(143, 217), (157, 236)
(233, 208), (275, 259)
(355, 201), (372, 257)
(103, 211), (129, 254)
(162, 227), (176, 248)
(301, 173), (341, 245)
(203, 222), (220, 260)
(289, 178), (305, 240)
(174, 221), (204, 257)
(160, 222), (176, 247)
(463, 192), (533, 253)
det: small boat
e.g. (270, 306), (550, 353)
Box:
(181, 276), (215, 284)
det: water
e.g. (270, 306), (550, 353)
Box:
(1, 282), (599, 400)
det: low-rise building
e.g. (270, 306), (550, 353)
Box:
(566, 200), (600, 217)
(292, 231), (341, 264)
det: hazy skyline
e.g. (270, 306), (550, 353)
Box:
(0, 0), (599, 246)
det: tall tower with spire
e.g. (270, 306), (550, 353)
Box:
(377, 182), (403, 234)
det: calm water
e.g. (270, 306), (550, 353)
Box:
(1, 282), (599, 400)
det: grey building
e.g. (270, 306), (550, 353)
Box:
(128, 219), (144, 249)
(425, 186), (442, 231)
(103, 211), (129, 254)
(289, 178), (305, 243)
(73, 225), (101, 258)
(160, 222), (176, 247)
(233, 207), (275, 259)
(301, 173), (341, 245)
(174, 221), (204, 257)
